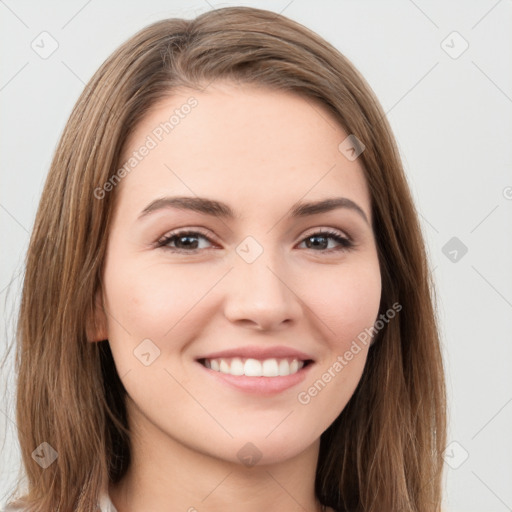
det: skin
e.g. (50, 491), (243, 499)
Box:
(90, 82), (382, 512)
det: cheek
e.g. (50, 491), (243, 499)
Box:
(103, 254), (210, 340)
(302, 259), (382, 347)
(295, 260), (381, 422)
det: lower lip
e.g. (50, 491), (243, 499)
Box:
(197, 361), (313, 395)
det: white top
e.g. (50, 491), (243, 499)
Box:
(98, 490), (119, 512)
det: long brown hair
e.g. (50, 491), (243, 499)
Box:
(4, 6), (446, 511)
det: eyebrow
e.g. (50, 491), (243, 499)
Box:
(138, 195), (369, 224)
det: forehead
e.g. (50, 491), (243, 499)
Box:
(116, 82), (371, 221)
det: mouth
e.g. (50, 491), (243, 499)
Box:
(197, 357), (314, 377)
(195, 346), (315, 394)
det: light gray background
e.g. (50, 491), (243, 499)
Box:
(1, 1), (511, 510)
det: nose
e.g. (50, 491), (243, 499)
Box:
(223, 251), (303, 331)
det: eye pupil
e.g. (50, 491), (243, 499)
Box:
(306, 235), (328, 250)
(176, 234), (199, 249)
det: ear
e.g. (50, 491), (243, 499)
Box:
(86, 289), (108, 342)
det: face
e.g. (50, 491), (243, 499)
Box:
(93, 82), (381, 466)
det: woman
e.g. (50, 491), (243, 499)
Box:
(4, 6), (446, 511)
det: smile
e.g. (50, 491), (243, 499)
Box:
(199, 357), (310, 377)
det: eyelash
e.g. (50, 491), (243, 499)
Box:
(156, 228), (354, 254)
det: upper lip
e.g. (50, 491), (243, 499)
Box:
(197, 345), (315, 362)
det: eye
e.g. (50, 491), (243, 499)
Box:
(156, 229), (215, 253)
(156, 228), (353, 254)
(297, 229), (353, 252)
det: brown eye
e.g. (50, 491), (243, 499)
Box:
(299, 230), (353, 252)
(157, 230), (214, 252)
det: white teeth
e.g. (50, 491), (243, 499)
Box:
(262, 358), (279, 377)
(230, 357), (244, 376)
(278, 359), (289, 376)
(202, 357), (305, 377)
(244, 358), (262, 376)
(219, 359), (230, 374)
